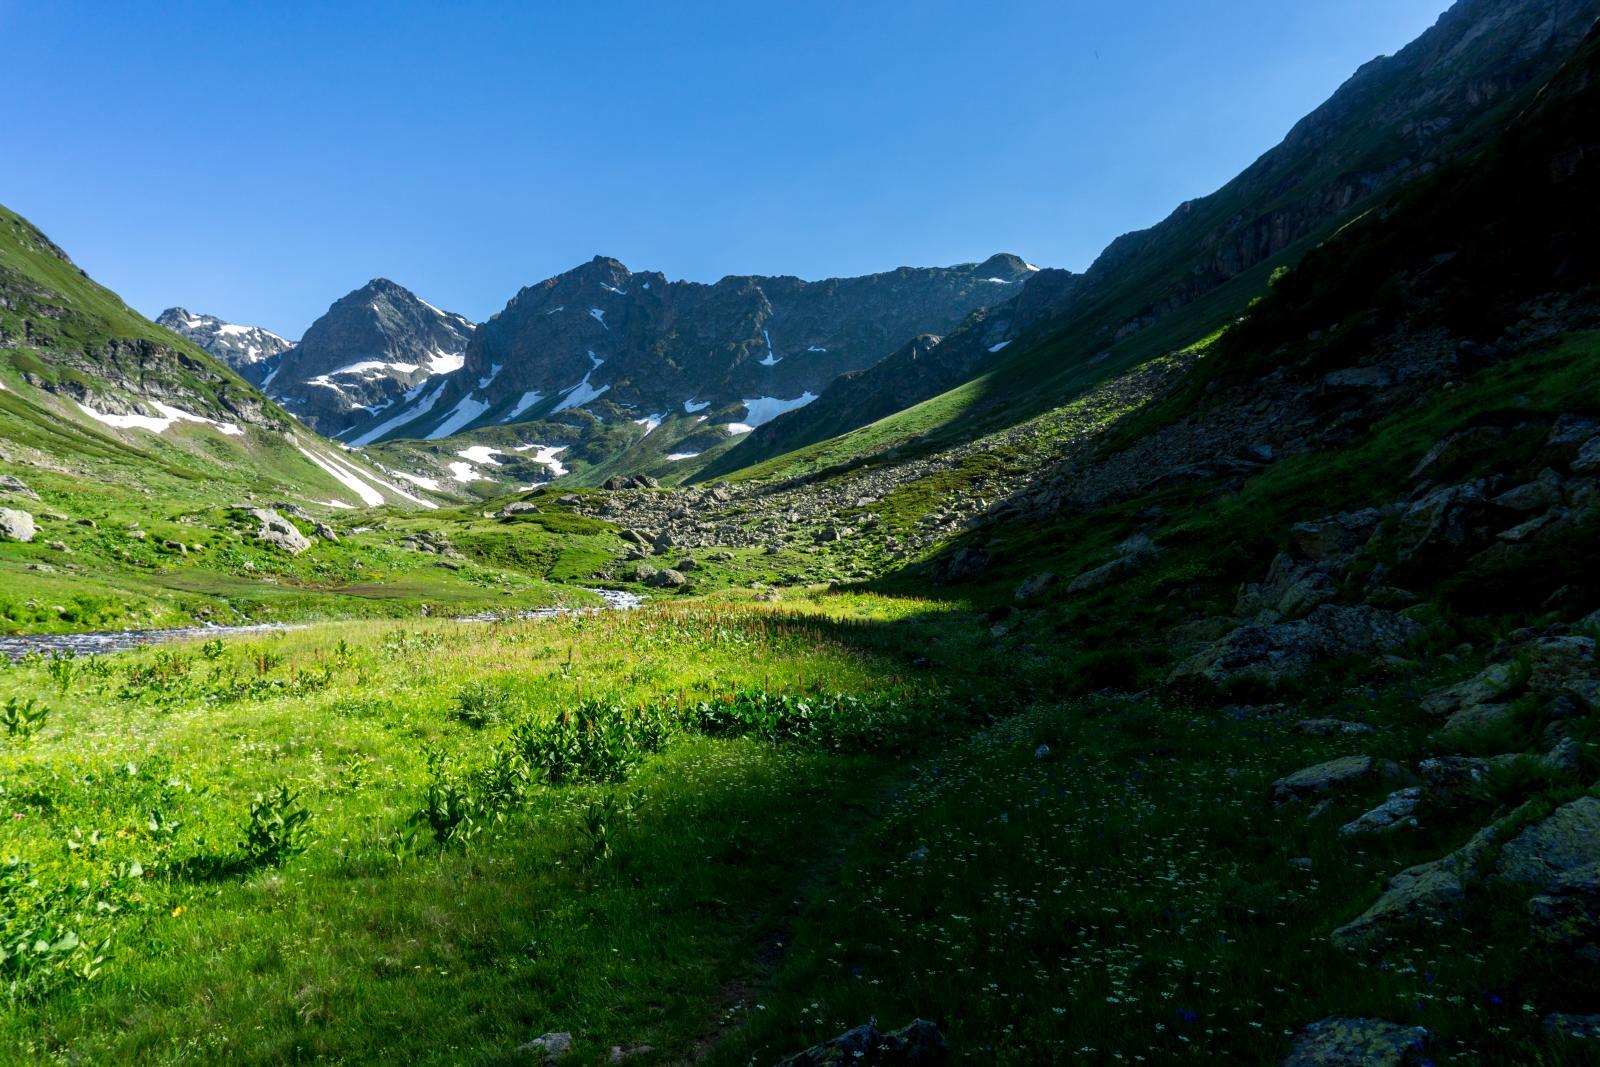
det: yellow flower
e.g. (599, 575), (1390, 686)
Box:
(171, 906), (186, 917)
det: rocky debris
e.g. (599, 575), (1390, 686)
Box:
(1293, 718), (1375, 737)
(1281, 1016), (1428, 1067)
(1067, 533), (1158, 594)
(1290, 509), (1384, 561)
(632, 564), (659, 583)
(776, 1018), (949, 1066)
(1014, 571), (1058, 603)
(1270, 755), (1410, 806)
(517, 1031), (572, 1063)
(0, 475), (38, 500)
(605, 475), (658, 490)
(1170, 605), (1421, 688)
(313, 522), (339, 543)
(814, 525), (847, 543)
(1339, 788), (1423, 836)
(0, 508), (36, 543)
(1237, 553), (1338, 622)
(1528, 863), (1600, 964)
(1491, 797), (1600, 888)
(607, 1044), (654, 1062)
(499, 501), (540, 518)
(246, 508), (311, 555)
(1416, 756), (1491, 808)
(1331, 804), (1532, 949)
(1542, 1012), (1600, 1039)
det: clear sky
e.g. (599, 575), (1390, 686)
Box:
(3, 0), (1451, 338)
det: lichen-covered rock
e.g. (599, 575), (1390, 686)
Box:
(1529, 862), (1600, 963)
(776, 1018), (949, 1065)
(646, 568), (688, 589)
(1282, 1015), (1428, 1066)
(517, 1030), (572, 1064)
(1493, 797), (1600, 888)
(0, 508), (36, 543)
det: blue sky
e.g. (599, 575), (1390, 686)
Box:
(3, 0), (1450, 337)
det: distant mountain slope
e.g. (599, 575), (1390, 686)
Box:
(155, 307), (294, 385)
(266, 278), (475, 437)
(0, 203), (436, 511)
(350, 253), (1037, 446)
(723, 0), (1600, 477)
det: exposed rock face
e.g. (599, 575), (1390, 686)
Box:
(1282, 1016), (1428, 1067)
(362, 253), (1038, 445)
(776, 1018), (949, 1066)
(156, 308), (294, 385)
(0, 508), (36, 543)
(265, 279), (474, 438)
(1528, 863), (1600, 963)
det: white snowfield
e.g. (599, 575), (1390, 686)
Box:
(723, 422), (754, 434)
(78, 400), (244, 436)
(665, 452), (700, 461)
(426, 394), (491, 439)
(632, 413), (664, 434)
(552, 353), (608, 414)
(683, 398), (710, 413)
(740, 392), (818, 427)
(293, 439), (438, 509)
(349, 378), (449, 445)
(394, 471), (442, 491)
(511, 443), (568, 477)
(456, 445), (503, 465)
(988, 340), (1012, 353)
(447, 461), (484, 483)
(504, 390), (545, 422)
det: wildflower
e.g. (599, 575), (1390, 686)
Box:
(171, 905), (186, 917)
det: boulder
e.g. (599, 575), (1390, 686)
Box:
(936, 546), (991, 584)
(1492, 797), (1600, 888)
(632, 564), (659, 583)
(1236, 553), (1336, 621)
(1528, 862), (1600, 963)
(1339, 788), (1423, 836)
(1271, 756), (1409, 806)
(246, 509), (311, 554)
(1014, 571), (1058, 603)
(313, 522), (339, 543)
(498, 501), (540, 518)
(1331, 804), (1532, 949)
(646, 568), (688, 589)
(1420, 663), (1515, 717)
(0, 508), (36, 543)
(776, 1018), (949, 1066)
(1573, 437), (1600, 475)
(1282, 1016), (1428, 1067)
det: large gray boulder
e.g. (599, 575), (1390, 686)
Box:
(0, 508), (36, 543)
(1528, 862), (1600, 963)
(1271, 756), (1409, 806)
(246, 508), (312, 555)
(1282, 1016), (1428, 1066)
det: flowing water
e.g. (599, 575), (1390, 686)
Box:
(0, 588), (645, 661)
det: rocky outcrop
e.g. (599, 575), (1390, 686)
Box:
(1270, 756), (1411, 806)
(1169, 605), (1421, 688)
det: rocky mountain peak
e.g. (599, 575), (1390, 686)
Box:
(156, 307), (295, 385)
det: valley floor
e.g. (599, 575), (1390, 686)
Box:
(3, 587), (1596, 1065)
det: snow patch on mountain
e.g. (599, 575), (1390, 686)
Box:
(740, 392), (818, 427)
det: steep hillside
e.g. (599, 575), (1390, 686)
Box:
(156, 307), (294, 385)
(349, 253), (1038, 451)
(726, 0), (1600, 477)
(267, 278), (475, 438)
